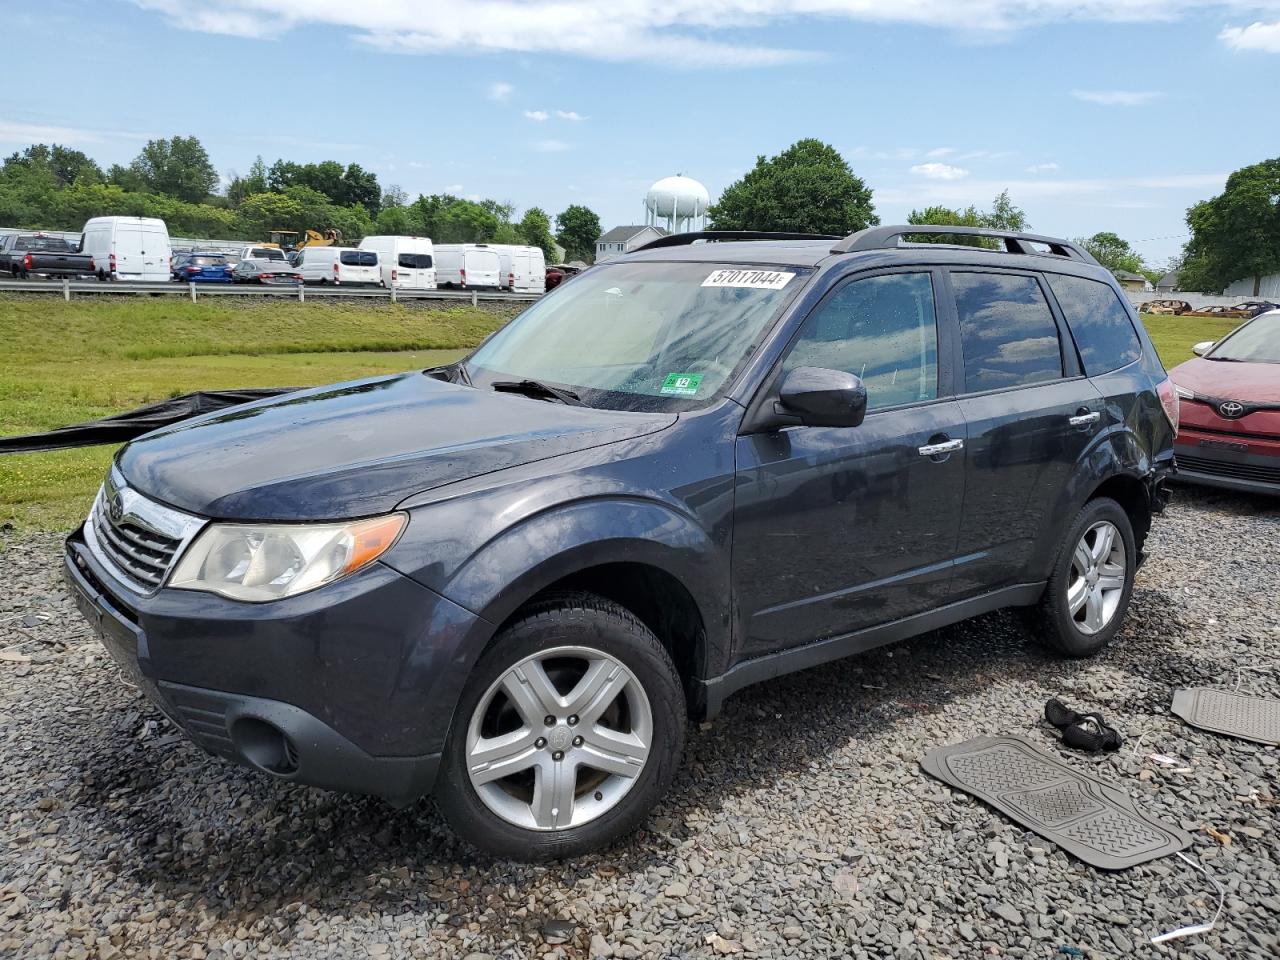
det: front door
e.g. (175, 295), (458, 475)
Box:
(732, 270), (967, 658)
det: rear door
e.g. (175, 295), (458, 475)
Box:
(945, 269), (1104, 595)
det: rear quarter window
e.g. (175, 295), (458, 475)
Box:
(1045, 274), (1143, 376)
(341, 251), (378, 266)
(398, 253), (433, 269)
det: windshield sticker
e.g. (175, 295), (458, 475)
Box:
(660, 373), (704, 397)
(701, 269), (795, 290)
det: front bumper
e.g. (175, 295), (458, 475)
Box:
(1174, 433), (1280, 496)
(64, 525), (485, 804)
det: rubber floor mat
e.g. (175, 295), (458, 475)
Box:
(921, 736), (1190, 870)
(1171, 688), (1280, 746)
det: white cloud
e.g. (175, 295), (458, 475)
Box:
(1026, 161), (1061, 173)
(1221, 20), (1280, 52)
(876, 172), (1226, 206)
(926, 147), (956, 158)
(523, 110), (550, 121)
(911, 162), (969, 180)
(534, 139), (570, 152)
(133, 0), (1280, 69)
(444, 184), (464, 193)
(1071, 89), (1163, 106)
(555, 110), (588, 121)
(488, 81), (514, 101)
(0, 119), (150, 146)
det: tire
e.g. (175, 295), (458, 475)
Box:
(1023, 497), (1136, 657)
(435, 591), (686, 861)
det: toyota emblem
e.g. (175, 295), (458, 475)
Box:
(1218, 400), (1245, 419)
(107, 491), (124, 523)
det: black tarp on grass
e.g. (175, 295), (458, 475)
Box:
(0, 388), (298, 454)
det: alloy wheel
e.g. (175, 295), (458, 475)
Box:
(464, 645), (653, 831)
(1067, 520), (1127, 635)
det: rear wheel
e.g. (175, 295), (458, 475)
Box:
(1024, 497), (1136, 657)
(436, 592), (685, 861)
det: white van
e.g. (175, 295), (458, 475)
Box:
(238, 245), (288, 263)
(434, 244), (501, 289)
(492, 244), (547, 293)
(358, 235), (436, 289)
(295, 247), (381, 285)
(80, 216), (172, 282)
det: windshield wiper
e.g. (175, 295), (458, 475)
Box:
(491, 379), (586, 406)
(1204, 356), (1244, 362)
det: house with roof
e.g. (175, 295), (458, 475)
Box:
(595, 225), (668, 263)
(1113, 269), (1153, 293)
(1155, 270), (1180, 294)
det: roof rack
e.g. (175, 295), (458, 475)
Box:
(831, 225), (1098, 265)
(632, 230), (840, 252)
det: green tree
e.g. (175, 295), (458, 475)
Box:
(906, 203), (986, 244)
(1076, 231), (1146, 278)
(226, 156), (268, 207)
(1180, 157), (1280, 294)
(518, 206), (558, 261)
(984, 189), (1029, 231)
(340, 163), (381, 214)
(709, 139), (878, 235)
(436, 199), (500, 243)
(3, 144), (103, 187)
(128, 136), (219, 202)
(374, 204), (411, 235)
(555, 204), (601, 263)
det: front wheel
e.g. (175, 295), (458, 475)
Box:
(1023, 497), (1136, 657)
(436, 592), (686, 861)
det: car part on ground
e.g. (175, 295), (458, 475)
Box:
(920, 735), (1191, 870)
(1137, 299), (1191, 316)
(1171, 688), (1280, 746)
(1043, 698), (1122, 751)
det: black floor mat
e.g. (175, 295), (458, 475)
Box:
(921, 735), (1190, 870)
(1171, 688), (1280, 746)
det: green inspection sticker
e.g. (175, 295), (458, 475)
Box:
(660, 372), (704, 397)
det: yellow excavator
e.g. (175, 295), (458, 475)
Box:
(264, 229), (343, 252)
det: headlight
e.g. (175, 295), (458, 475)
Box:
(168, 513), (407, 602)
(1174, 385), (1195, 400)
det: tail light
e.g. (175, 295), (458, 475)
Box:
(460, 267), (466, 287)
(23, 253), (33, 270)
(508, 271), (515, 288)
(109, 253), (116, 274)
(186, 265), (200, 273)
(260, 273), (274, 280)
(391, 269), (397, 282)
(89, 257), (95, 270)
(1156, 377), (1180, 436)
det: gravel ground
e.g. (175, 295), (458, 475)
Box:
(1, 486), (1277, 960)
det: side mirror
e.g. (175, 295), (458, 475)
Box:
(778, 366), (868, 428)
(1191, 340), (1214, 357)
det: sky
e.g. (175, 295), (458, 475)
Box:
(4, 1), (1280, 265)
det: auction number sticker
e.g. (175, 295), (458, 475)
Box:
(701, 269), (795, 290)
(660, 372), (704, 397)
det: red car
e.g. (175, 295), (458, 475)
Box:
(1170, 310), (1280, 495)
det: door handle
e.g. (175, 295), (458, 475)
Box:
(918, 438), (964, 457)
(1068, 411), (1101, 427)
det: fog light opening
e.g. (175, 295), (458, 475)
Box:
(232, 717), (300, 776)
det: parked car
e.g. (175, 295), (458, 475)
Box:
(545, 266), (565, 290)
(65, 225), (1176, 861)
(434, 243), (502, 289)
(80, 216), (172, 282)
(1138, 299), (1191, 316)
(1186, 304), (1250, 319)
(172, 252), (234, 283)
(1233, 300), (1280, 318)
(358, 235), (436, 290)
(232, 259), (303, 285)
(1170, 309), (1280, 495)
(295, 247), (381, 285)
(0, 233), (94, 279)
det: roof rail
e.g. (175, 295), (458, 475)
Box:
(831, 225), (1098, 265)
(632, 230), (840, 252)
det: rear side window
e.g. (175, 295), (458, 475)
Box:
(952, 272), (1063, 392)
(252, 247), (284, 260)
(1046, 274), (1142, 376)
(190, 256), (225, 266)
(398, 253), (433, 269)
(341, 251), (377, 266)
(783, 272), (939, 411)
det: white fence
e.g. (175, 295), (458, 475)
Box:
(1223, 272), (1280, 299)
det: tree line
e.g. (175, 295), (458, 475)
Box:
(0, 138), (605, 264)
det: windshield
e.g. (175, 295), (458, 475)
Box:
(467, 260), (810, 411)
(17, 236), (72, 252)
(1209, 312), (1280, 363)
(251, 247), (284, 260)
(190, 256), (226, 266)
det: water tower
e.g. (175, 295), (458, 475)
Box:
(644, 175), (710, 233)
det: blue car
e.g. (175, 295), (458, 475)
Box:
(172, 252), (233, 283)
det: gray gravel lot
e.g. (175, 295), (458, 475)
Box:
(1, 487), (1277, 960)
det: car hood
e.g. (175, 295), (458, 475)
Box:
(116, 372), (675, 520)
(1170, 357), (1280, 403)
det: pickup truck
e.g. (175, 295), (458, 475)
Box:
(1, 233), (95, 279)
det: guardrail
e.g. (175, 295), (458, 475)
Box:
(0, 278), (542, 305)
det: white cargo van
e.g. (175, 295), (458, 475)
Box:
(434, 244), (501, 289)
(238, 245), (288, 263)
(80, 216), (172, 282)
(295, 247), (381, 285)
(492, 244), (547, 293)
(358, 235), (436, 289)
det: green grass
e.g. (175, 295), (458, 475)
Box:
(0, 300), (1250, 533)
(0, 297), (515, 531)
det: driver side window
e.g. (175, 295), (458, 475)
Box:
(783, 272), (939, 410)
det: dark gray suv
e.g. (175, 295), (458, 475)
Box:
(65, 226), (1178, 860)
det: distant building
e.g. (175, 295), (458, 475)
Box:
(1114, 269), (1153, 293)
(596, 225), (667, 262)
(1155, 270), (1180, 293)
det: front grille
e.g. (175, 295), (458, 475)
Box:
(1178, 454), (1280, 485)
(84, 469), (206, 594)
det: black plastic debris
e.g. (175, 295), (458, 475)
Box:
(0, 388), (298, 454)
